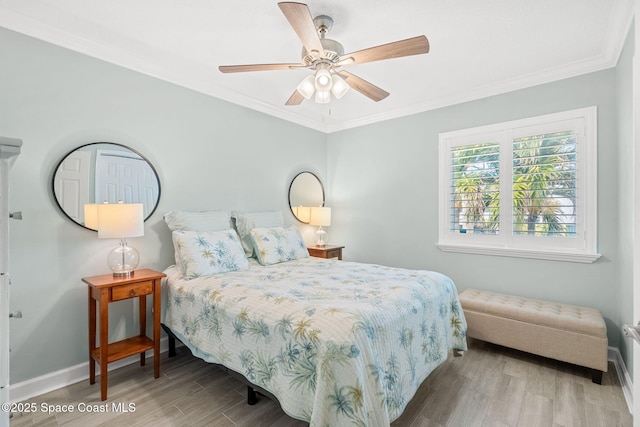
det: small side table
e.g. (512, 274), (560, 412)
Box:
(82, 268), (166, 401)
(308, 245), (344, 260)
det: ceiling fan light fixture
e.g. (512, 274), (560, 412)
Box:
(331, 73), (350, 99)
(220, 3), (432, 107)
(315, 90), (331, 104)
(315, 68), (332, 92)
(296, 74), (316, 99)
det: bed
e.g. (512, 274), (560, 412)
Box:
(160, 210), (467, 426)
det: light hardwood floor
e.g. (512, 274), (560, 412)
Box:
(10, 338), (631, 426)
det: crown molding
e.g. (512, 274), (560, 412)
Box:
(325, 0), (636, 133)
(0, 1), (635, 135)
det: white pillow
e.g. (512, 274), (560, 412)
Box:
(172, 229), (249, 279)
(164, 210), (231, 232)
(232, 211), (284, 256)
(249, 225), (309, 265)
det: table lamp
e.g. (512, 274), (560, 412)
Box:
(97, 202), (144, 277)
(310, 206), (331, 247)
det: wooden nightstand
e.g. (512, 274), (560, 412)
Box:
(308, 245), (344, 260)
(82, 269), (166, 401)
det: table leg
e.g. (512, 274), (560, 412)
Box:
(99, 289), (109, 401)
(139, 294), (146, 366)
(153, 279), (161, 378)
(88, 288), (96, 385)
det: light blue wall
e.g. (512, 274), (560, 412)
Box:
(327, 69), (626, 353)
(0, 27), (326, 384)
(617, 21), (635, 377)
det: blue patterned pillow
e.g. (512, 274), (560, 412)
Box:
(172, 229), (249, 279)
(232, 211), (285, 256)
(249, 225), (309, 265)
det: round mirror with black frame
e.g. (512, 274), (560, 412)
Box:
(288, 171), (325, 224)
(52, 142), (161, 230)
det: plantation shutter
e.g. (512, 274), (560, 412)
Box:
(449, 142), (500, 234)
(511, 130), (577, 238)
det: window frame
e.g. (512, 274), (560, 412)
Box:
(438, 107), (600, 263)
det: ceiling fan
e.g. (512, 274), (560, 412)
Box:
(219, 2), (430, 105)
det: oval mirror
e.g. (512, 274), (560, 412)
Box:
(52, 142), (161, 230)
(288, 171), (324, 223)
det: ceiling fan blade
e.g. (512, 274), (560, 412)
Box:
(337, 35), (429, 66)
(285, 90), (305, 105)
(338, 71), (389, 102)
(219, 63), (306, 73)
(278, 2), (324, 57)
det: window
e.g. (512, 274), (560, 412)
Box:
(438, 107), (599, 263)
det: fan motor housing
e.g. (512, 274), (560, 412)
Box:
(301, 14), (343, 66)
(302, 38), (344, 65)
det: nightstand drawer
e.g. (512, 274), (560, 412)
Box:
(324, 248), (342, 259)
(112, 281), (153, 301)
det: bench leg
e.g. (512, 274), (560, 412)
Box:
(591, 369), (603, 385)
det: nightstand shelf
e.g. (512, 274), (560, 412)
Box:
(82, 268), (166, 401)
(308, 245), (344, 260)
(90, 336), (155, 364)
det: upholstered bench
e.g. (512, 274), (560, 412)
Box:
(459, 288), (608, 384)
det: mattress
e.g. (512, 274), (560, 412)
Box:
(163, 257), (467, 426)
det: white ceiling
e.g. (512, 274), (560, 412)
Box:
(0, 0), (634, 133)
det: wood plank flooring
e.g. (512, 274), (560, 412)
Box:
(10, 338), (631, 426)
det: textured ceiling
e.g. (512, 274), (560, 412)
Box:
(0, 0), (634, 132)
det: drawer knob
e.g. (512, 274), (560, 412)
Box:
(130, 289), (137, 296)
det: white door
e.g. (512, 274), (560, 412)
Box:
(632, 4), (640, 426)
(95, 149), (159, 217)
(0, 274), (8, 411)
(138, 164), (159, 218)
(0, 273), (8, 427)
(53, 150), (91, 223)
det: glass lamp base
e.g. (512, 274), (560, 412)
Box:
(107, 240), (140, 277)
(315, 228), (328, 247)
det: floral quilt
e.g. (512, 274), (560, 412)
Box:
(163, 257), (467, 426)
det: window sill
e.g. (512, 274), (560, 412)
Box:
(436, 243), (601, 263)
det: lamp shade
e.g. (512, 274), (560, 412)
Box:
(315, 90), (331, 104)
(97, 203), (144, 239)
(331, 74), (350, 99)
(310, 207), (331, 227)
(294, 206), (311, 223)
(315, 68), (332, 92)
(83, 204), (99, 229)
(296, 75), (316, 99)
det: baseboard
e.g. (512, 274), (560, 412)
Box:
(609, 346), (633, 414)
(10, 336), (173, 403)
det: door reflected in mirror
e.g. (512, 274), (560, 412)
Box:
(52, 142), (161, 230)
(288, 171), (324, 224)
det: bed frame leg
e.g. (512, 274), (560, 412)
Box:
(247, 386), (258, 405)
(167, 335), (176, 358)
(592, 369), (603, 385)
(161, 324), (177, 357)
(454, 349), (464, 357)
